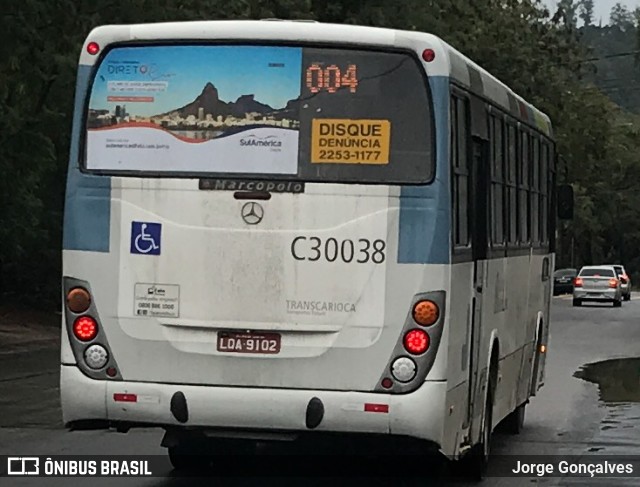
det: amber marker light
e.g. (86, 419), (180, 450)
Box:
(412, 300), (439, 326)
(67, 287), (91, 314)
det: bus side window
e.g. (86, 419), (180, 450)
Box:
(518, 130), (530, 244)
(506, 123), (518, 246)
(531, 136), (540, 245)
(452, 95), (470, 249)
(451, 96), (459, 247)
(540, 142), (549, 245)
(490, 114), (505, 247)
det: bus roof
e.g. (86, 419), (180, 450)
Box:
(81, 19), (552, 137)
(441, 40), (553, 137)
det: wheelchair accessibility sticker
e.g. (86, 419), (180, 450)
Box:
(131, 221), (161, 255)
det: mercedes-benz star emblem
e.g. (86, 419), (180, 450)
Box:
(241, 202), (264, 225)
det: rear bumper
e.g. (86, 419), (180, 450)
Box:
(573, 288), (620, 300)
(60, 365), (446, 445)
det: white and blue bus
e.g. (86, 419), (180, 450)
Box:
(61, 20), (556, 476)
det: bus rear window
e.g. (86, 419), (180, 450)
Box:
(84, 44), (433, 184)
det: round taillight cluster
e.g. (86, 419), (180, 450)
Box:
(66, 286), (112, 373)
(387, 299), (441, 387)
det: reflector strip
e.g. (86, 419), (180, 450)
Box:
(113, 393), (137, 403)
(364, 403), (389, 413)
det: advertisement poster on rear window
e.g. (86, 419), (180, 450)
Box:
(86, 45), (302, 175)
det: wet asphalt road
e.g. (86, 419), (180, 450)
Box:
(0, 296), (639, 486)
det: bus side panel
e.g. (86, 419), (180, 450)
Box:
(487, 251), (548, 431)
(442, 261), (474, 457)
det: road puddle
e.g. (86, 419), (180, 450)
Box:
(574, 357), (640, 403)
(572, 358), (640, 473)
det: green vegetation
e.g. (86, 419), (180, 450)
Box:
(1, 0), (640, 308)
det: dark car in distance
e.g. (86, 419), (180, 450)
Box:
(553, 268), (577, 295)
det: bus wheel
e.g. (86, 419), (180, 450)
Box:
(501, 402), (526, 434)
(168, 444), (210, 471)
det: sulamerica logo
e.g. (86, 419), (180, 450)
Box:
(239, 134), (283, 148)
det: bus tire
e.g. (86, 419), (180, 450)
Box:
(501, 402), (526, 434)
(168, 445), (210, 471)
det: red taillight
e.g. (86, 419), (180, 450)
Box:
(73, 316), (98, 341)
(574, 277), (583, 287)
(609, 278), (618, 288)
(113, 393), (137, 403)
(422, 48), (436, 62)
(403, 329), (430, 355)
(87, 42), (100, 55)
(364, 403), (389, 413)
(381, 378), (393, 389)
